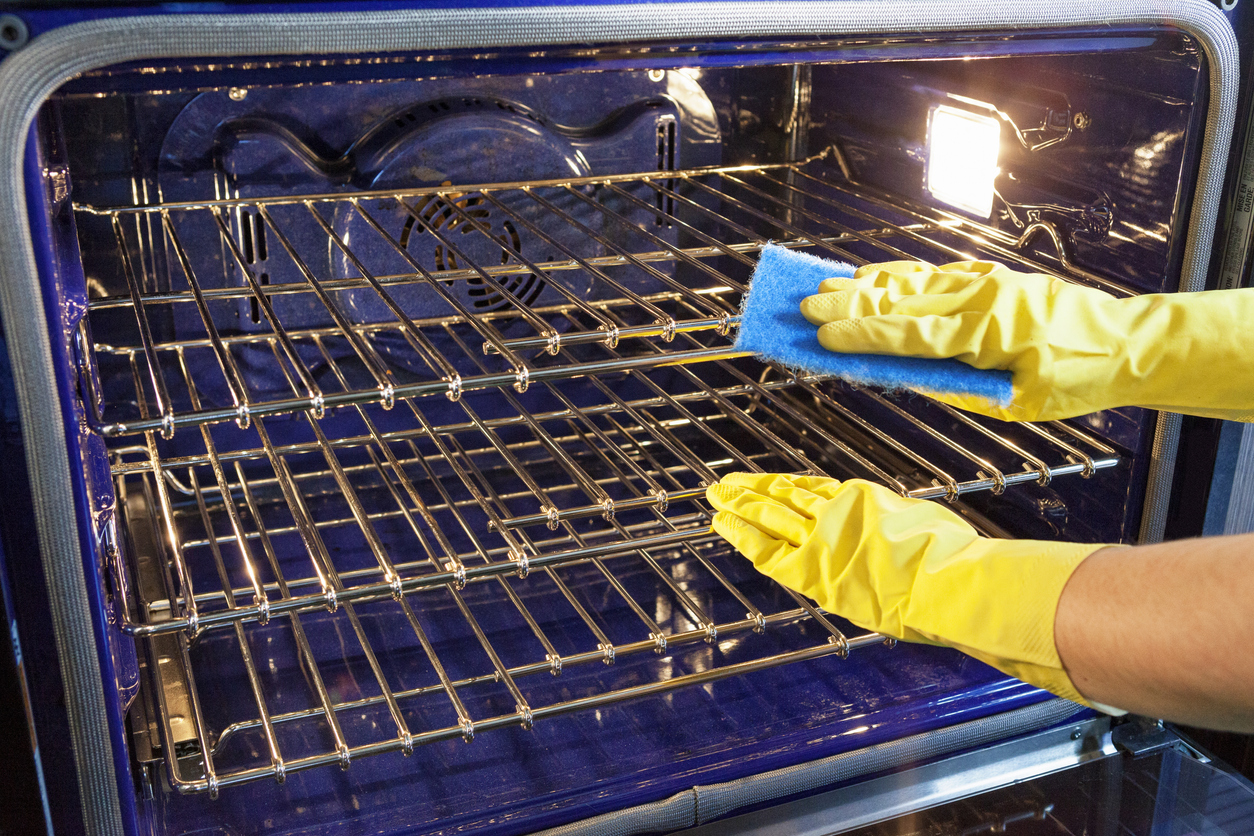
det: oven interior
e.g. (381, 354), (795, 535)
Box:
(31, 26), (1208, 835)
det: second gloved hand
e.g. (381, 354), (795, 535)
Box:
(799, 260), (1254, 422)
(707, 472), (1109, 706)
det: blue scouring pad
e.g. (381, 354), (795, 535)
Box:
(734, 244), (1014, 405)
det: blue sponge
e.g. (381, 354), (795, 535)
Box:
(733, 244), (1013, 405)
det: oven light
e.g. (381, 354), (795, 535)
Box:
(926, 104), (1001, 218)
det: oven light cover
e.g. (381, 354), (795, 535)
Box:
(927, 104), (1002, 219)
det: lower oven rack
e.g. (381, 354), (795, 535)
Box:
(87, 158), (1122, 795)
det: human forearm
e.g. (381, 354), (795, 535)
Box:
(1056, 535), (1254, 732)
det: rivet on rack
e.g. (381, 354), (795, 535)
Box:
(517, 706), (535, 731)
(650, 632), (668, 654)
(400, 732), (414, 757)
(235, 404), (251, 430)
(828, 634), (850, 660)
(604, 325), (620, 350)
(654, 488), (669, 513)
(274, 759), (286, 784)
(599, 643), (616, 665)
(337, 744), (351, 770)
(380, 383), (395, 410)
(513, 365), (530, 394)
(546, 653), (562, 676)
(661, 316), (677, 342)
(459, 718), (476, 744)
(445, 373), (463, 402)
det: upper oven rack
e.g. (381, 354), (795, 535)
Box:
(73, 157), (1108, 440)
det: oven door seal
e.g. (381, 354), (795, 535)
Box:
(0, 3), (1236, 834)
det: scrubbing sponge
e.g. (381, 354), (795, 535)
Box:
(734, 244), (1013, 405)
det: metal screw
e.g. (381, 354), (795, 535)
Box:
(1071, 728), (1083, 740)
(228, 87), (248, 101)
(1072, 112), (1091, 132)
(0, 15), (29, 51)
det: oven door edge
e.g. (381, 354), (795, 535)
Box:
(537, 698), (1105, 836)
(0, 2), (1236, 832)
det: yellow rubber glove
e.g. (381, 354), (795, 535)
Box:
(799, 260), (1254, 422)
(707, 472), (1110, 706)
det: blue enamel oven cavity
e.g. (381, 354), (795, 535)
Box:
(0, 4), (1246, 836)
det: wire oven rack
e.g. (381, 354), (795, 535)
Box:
(81, 158), (1121, 794)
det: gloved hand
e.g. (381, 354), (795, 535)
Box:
(707, 471), (1110, 706)
(799, 259), (1254, 422)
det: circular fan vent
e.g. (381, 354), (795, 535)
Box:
(399, 192), (545, 312)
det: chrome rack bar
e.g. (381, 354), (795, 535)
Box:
(99, 345), (749, 437)
(679, 174), (860, 265)
(212, 209), (327, 419)
(169, 636), (883, 795)
(305, 202), (464, 393)
(780, 165), (1133, 297)
(256, 205), (397, 408)
(349, 198), (530, 390)
(76, 159), (807, 216)
(524, 187), (727, 327)
(722, 171), (919, 263)
(114, 216), (177, 439)
(234, 460), (357, 768)
(198, 596), (874, 782)
(474, 189), (679, 340)
(433, 192), (620, 338)
(109, 378), (799, 476)
(87, 232), (913, 312)
(162, 213), (253, 429)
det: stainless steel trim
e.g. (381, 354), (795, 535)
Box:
(676, 712), (1113, 836)
(532, 699), (1102, 836)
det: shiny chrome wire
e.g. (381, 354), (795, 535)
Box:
(102, 159), (1127, 794)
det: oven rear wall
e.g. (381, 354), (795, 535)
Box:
(0, 5), (1238, 836)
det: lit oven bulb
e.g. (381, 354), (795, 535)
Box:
(926, 104), (1002, 218)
